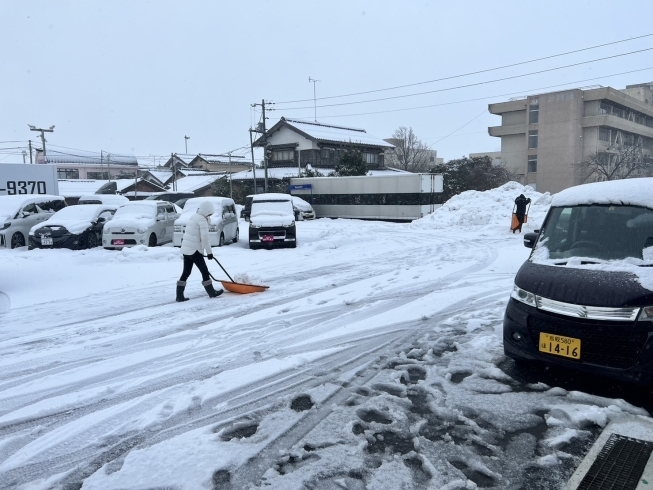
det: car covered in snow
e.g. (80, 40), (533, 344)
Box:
(29, 204), (117, 250)
(102, 201), (180, 249)
(248, 193), (296, 249)
(77, 194), (129, 206)
(172, 197), (239, 248)
(504, 178), (653, 384)
(0, 195), (67, 249)
(291, 196), (316, 220)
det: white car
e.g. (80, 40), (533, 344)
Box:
(173, 197), (239, 248)
(291, 196), (316, 220)
(29, 204), (117, 250)
(0, 195), (67, 249)
(102, 201), (180, 249)
(78, 194), (129, 206)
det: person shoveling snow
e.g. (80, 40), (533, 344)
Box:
(176, 201), (223, 301)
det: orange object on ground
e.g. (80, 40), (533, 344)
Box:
(510, 213), (529, 231)
(220, 281), (269, 294)
(510, 213), (520, 230)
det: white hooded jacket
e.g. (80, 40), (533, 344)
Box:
(180, 201), (214, 256)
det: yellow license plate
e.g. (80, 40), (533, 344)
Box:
(539, 332), (581, 360)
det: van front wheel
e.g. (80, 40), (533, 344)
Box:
(11, 232), (25, 249)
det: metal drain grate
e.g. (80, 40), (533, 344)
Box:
(577, 433), (653, 490)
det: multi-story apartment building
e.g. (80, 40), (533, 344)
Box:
(488, 82), (653, 193)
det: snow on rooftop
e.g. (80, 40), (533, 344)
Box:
(171, 174), (223, 193)
(283, 118), (394, 148)
(57, 180), (109, 197)
(43, 149), (138, 165)
(552, 177), (653, 209)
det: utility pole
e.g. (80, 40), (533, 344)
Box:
(249, 129), (258, 195)
(184, 135), (190, 154)
(107, 153), (112, 182)
(101, 150), (104, 179)
(172, 153), (177, 191)
(28, 125), (54, 159)
(22, 151), (26, 164)
(308, 77), (320, 122)
(28, 140), (33, 163)
(251, 99), (269, 192)
(228, 152), (233, 199)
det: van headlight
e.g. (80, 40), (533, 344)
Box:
(209, 225), (218, 232)
(638, 306), (653, 321)
(511, 285), (537, 307)
(103, 228), (111, 234)
(0, 223), (10, 231)
(174, 225), (182, 232)
(137, 228), (147, 234)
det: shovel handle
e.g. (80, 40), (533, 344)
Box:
(206, 255), (235, 283)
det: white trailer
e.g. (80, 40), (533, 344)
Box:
(289, 173), (443, 222)
(0, 164), (59, 196)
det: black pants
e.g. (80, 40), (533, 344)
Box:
(180, 251), (210, 282)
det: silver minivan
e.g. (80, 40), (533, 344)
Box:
(0, 195), (67, 248)
(102, 201), (180, 248)
(173, 197), (239, 247)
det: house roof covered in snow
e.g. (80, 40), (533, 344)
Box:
(254, 118), (394, 149)
(170, 174), (224, 193)
(41, 150), (138, 166)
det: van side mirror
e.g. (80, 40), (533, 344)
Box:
(523, 232), (538, 249)
(97, 217), (106, 223)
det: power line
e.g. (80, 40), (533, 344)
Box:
(282, 66), (653, 120)
(272, 47), (653, 112)
(272, 33), (653, 104)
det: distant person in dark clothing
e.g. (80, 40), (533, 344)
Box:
(512, 194), (531, 233)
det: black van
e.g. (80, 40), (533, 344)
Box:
(503, 178), (653, 384)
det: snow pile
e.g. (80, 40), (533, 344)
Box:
(412, 182), (552, 235)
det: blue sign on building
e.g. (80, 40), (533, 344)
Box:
(289, 184), (312, 191)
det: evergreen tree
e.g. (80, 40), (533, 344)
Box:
(431, 156), (514, 201)
(334, 149), (367, 176)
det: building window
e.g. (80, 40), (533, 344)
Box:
(321, 148), (334, 165)
(363, 152), (377, 164)
(57, 168), (79, 179)
(272, 149), (294, 161)
(528, 130), (538, 149)
(87, 171), (110, 179)
(529, 104), (539, 124)
(528, 156), (537, 173)
(599, 127), (611, 142)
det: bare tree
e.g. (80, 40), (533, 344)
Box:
(578, 142), (653, 182)
(386, 127), (432, 173)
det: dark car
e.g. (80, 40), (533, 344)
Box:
(29, 204), (117, 250)
(503, 178), (653, 384)
(248, 193), (296, 249)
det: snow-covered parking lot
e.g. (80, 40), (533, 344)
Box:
(0, 183), (651, 490)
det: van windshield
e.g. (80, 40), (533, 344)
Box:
(536, 205), (653, 261)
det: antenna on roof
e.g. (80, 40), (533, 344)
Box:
(308, 77), (320, 122)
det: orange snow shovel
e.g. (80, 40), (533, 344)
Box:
(207, 256), (269, 294)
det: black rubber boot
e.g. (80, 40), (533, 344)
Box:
(176, 281), (189, 302)
(202, 279), (223, 298)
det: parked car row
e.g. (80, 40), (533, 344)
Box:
(1, 192), (306, 252)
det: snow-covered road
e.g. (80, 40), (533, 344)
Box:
(0, 184), (650, 489)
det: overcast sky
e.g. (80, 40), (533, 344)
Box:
(1, 0), (652, 165)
